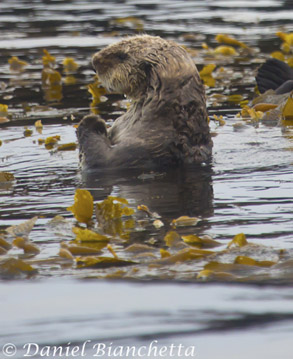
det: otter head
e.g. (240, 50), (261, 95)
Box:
(92, 35), (157, 99)
(92, 35), (195, 100)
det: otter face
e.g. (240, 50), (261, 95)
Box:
(92, 40), (151, 99)
(92, 50), (130, 91)
(92, 35), (173, 99)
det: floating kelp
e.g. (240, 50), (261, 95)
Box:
(152, 248), (214, 265)
(12, 237), (40, 254)
(8, 56), (28, 72)
(164, 231), (182, 248)
(137, 204), (161, 219)
(57, 142), (77, 151)
(23, 127), (33, 137)
(0, 258), (37, 277)
(276, 31), (293, 60)
(34, 120), (43, 132)
(212, 114), (226, 126)
(236, 105), (264, 123)
(72, 227), (109, 243)
(153, 219), (164, 229)
(59, 247), (74, 260)
(246, 90), (293, 123)
(62, 57), (79, 73)
(0, 190), (292, 283)
(60, 241), (104, 255)
(199, 64), (216, 87)
(282, 94), (293, 120)
(96, 196), (134, 222)
(0, 171), (15, 182)
(182, 234), (221, 249)
(0, 104), (8, 118)
(44, 135), (61, 149)
(41, 49), (63, 102)
(42, 49), (56, 67)
(234, 255), (276, 267)
(6, 217), (38, 238)
(87, 78), (107, 113)
(227, 233), (248, 248)
(67, 189), (94, 225)
(171, 216), (200, 227)
(0, 237), (12, 251)
(214, 46), (238, 56)
(215, 34), (248, 48)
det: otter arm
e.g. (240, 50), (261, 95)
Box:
(84, 141), (161, 169)
(77, 123), (160, 169)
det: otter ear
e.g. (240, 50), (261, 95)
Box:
(139, 61), (153, 76)
(115, 51), (129, 61)
(139, 61), (156, 88)
(140, 60), (161, 90)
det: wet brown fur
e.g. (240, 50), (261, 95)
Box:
(77, 35), (213, 169)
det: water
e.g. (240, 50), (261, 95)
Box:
(1, 280), (293, 359)
(0, 0), (293, 357)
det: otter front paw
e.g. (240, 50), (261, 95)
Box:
(76, 115), (111, 169)
(77, 115), (107, 137)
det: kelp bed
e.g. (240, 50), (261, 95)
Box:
(1, 186), (293, 282)
(0, 6), (293, 282)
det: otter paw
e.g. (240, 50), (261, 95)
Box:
(77, 115), (107, 136)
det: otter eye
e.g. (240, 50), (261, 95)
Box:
(116, 52), (128, 61)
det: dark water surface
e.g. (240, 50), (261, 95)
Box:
(0, 0), (293, 357)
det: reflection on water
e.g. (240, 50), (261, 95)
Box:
(82, 166), (214, 219)
(0, 0), (293, 355)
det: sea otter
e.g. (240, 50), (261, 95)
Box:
(253, 58), (293, 122)
(77, 35), (212, 169)
(256, 58), (293, 94)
